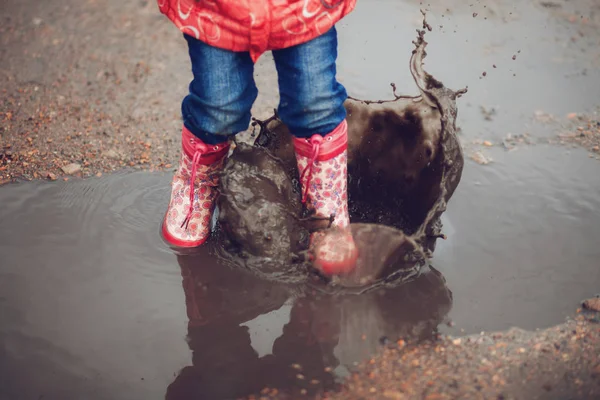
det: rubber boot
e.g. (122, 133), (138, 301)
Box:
(292, 120), (358, 275)
(161, 126), (229, 247)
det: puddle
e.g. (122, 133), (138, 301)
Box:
(0, 172), (452, 399)
(436, 145), (600, 335)
(1, 144), (599, 399)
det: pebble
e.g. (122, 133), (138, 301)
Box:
(582, 297), (600, 312)
(470, 151), (492, 165)
(104, 149), (121, 160)
(61, 163), (81, 175)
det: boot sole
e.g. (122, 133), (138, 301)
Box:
(160, 216), (208, 248)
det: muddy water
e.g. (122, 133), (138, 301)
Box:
(436, 145), (600, 335)
(0, 172), (450, 400)
(1, 145), (599, 399)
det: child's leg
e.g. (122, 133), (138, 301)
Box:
(272, 28), (357, 275)
(271, 27), (347, 138)
(162, 35), (257, 248)
(183, 34), (258, 144)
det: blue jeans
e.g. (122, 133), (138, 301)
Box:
(182, 27), (348, 145)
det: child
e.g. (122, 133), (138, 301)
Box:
(158, 0), (358, 275)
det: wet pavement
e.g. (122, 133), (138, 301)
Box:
(2, 0), (600, 399)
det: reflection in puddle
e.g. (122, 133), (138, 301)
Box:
(166, 246), (451, 399)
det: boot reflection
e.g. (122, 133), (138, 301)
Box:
(166, 242), (452, 399)
(166, 244), (290, 400)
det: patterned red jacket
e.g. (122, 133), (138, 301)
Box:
(158, 0), (357, 62)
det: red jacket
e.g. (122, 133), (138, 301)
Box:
(158, 0), (357, 62)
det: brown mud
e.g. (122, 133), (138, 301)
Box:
(218, 142), (311, 282)
(219, 25), (466, 288)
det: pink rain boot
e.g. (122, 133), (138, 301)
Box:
(161, 126), (230, 247)
(293, 120), (358, 275)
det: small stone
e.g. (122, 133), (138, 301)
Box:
(483, 140), (493, 147)
(383, 390), (405, 399)
(452, 338), (462, 345)
(104, 149), (121, 160)
(470, 151), (491, 165)
(582, 297), (600, 312)
(61, 163), (81, 175)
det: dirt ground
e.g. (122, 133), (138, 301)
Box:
(1, 0), (600, 399)
(253, 308), (600, 400)
(321, 313), (600, 400)
(0, 0), (275, 183)
(2, 0), (600, 183)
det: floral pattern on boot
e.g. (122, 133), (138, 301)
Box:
(162, 148), (227, 247)
(294, 120), (358, 275)
(296, 150), (350, 228)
